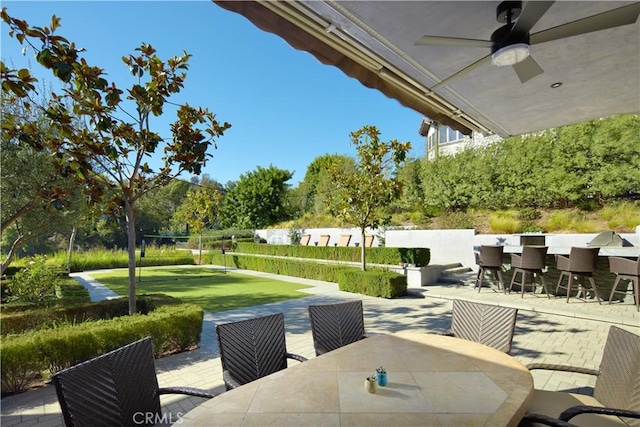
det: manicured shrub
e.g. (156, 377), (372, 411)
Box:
(0, 303), (204, 395)
(338, 269), (407, 298)
(1, 294), (181, 335)
(230, 243), (430, 267)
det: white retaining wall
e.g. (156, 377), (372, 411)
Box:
(255, 227), (640, 274)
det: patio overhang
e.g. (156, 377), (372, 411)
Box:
(212, 1), (640, 138)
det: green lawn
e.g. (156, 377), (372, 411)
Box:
(89, 266), (312, 313)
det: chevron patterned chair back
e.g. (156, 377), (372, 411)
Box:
(216, 313), (307, 390)
(308, 300), (367, 356)
(450, 299), (518, 354)
(52, 337), (217, 427)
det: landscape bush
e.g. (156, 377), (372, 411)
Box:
(1, 294), (180, 335)
(207, 253), (407, 298)
(0, 302), (203, 395)
(231, 242), (430, 267)
(338, 269), (407, 298)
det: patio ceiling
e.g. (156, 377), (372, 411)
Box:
(213, 1), (640, 138)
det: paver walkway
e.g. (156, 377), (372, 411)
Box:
(2, 266), (638, 426)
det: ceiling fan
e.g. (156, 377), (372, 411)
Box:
(415, 1), (640, 86)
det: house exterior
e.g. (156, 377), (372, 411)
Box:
(419, 118), (502, 160)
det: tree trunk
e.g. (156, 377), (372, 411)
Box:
(360, 228), (367, 271)
(66, 224), (77, 272)
(198, 232), (202, 265)
(125, 199), (137, 315)
(0, 234), (26, 276)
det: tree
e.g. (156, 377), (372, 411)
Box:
(222, 165), (294, 229)
(1, 11), (231, 314)
(327, 125), (410, 270)
(0, 91), (86, 274)
(173, 186), (224, 263)
(294, 154), (355, 215)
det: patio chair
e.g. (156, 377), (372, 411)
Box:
(508, 245), (550, 298)
(474, 245), (505, 292)
(608, 256), (639, 311)
(308, 300), (367, 356)
(337, 234), (351, 247)
(299, 233), (311, 246)
(524, 325), (640, 427)
(318, 234), (331, 246)
(443, 299), (518, 354)
(215, 313), (307, 390)
(364, 235), (375, 247)
(555, 247), (602, 304)
(52, 337), (218, 427)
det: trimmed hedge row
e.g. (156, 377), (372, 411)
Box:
(207, 253), (407, 299)
(232, 243), (430, 267)
(1, 294), (181, 336)
(1, 302), (204, 395)
(338, 269), (407, 298)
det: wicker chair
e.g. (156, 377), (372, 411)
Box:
(524, 326), (640, 427)
(608, 256), (640, 311)
(443, 299), (518, 354)
(215, 313), (307, 390)
(555, 247), (601, 303)
(308, 300), (367, 356)
(52, 337), (218, 427)
(475, 245), (505, 292)
(508, 246), (550, 298)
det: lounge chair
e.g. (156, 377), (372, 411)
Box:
(299, 233), (311, 246)
(337, 234), (351, 247)
(318, 234), (330, 246)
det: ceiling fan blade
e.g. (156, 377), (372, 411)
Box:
(432, 54), (491, 90)
(415, 35), (491, 48)
(511, 1), (555, 35)
(531, 3), (640, 45)
(512, 56), (544, 83)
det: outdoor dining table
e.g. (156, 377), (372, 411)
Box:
(175, 332), (534, 426)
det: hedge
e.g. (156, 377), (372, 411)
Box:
(0, 303), (204, 395)
(1, 294), (181, 335)
(232, 242), (430, 267)
(207, 253), (407, 299)
(338, 270), (407, 298)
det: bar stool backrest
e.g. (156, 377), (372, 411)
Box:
(567, 247), (600, 273)
(519, 246), (548, 270)
(478, 245), (504, 268)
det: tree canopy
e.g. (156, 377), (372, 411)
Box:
(1, 10), (230, 313)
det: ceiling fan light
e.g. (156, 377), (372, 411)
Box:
(491, 43), (530, 66)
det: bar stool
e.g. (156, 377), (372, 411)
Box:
(555, 247), (601, 303)
(508, 246), (550, 298)
(607, 256), (639, 311)
(475, 245), (505, 292)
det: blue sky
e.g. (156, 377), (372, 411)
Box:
(1, 1), (426, 185)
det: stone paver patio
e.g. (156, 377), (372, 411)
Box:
(1, 266), (638, 426)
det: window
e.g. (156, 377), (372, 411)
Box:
(427, 125), (465, 149)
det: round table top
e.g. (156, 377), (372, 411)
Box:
(176, 332), (534, 427)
